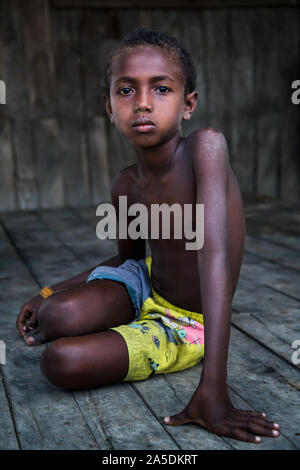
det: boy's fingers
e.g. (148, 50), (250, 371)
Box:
(163, 408), (206, 427)
(163, 409), (191, 426)
(226, 427), (262, 443)
(234, 419), (280, 438)
(239, 415), (279, 430)
(237, 409), (266, 419)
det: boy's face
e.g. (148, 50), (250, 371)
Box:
(104, 46), (197, 147)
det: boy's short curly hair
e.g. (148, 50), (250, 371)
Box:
(103, 26), (197, 97)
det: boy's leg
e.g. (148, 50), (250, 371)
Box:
(40, 330), (130, 389)
(25, 280), (136, 346)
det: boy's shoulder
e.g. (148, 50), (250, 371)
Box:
(186, 126), (229, 169)
(186, 126), (227, 151)
(110, 163), (137, 202)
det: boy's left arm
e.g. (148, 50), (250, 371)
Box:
(163, 128), (280, 443)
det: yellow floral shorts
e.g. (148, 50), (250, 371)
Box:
(87, 256), (205, 382)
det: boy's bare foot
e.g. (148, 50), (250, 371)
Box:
(17, 296), (52, 346)
(24, 327), (47, 346)
(16, 296), (44, 339)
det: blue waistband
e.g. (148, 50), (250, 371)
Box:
(86, 258), (152, 319)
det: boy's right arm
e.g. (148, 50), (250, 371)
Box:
(16, 167), (145, 337)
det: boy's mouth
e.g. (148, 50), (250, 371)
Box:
(132, 117), (155, 132)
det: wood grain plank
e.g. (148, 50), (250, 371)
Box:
(179, 10), (208, 134)
(72, 205), (152, 259)
(0, 9), (16, 212)
(79, 10), (119, 119)
(246, 205), (300, 235)
(232, 268), (300, 315)
(0, 0), (38, 209)
(151, 9), (182, 53)
(232, 308), (300, 366)
(231, 245), (300, 366)
(78, 11), (119, 204)
(33, 119), (64, 208)
(21, 0), (56, 119)
(12, 122), (39, 210)
(241, 249), (300, 300)
(243, 193), (283, 210)
(0, 119), (16, 211)
(1, 210), (85, 286)
(86, 383), (180, 450)
(117, 8), (140, 38)
(51, 9), (90, 207)
(88, 116), (111, 205)
(0, 371), (19, 449)
(98, 37), (120, 107)
(246, 219), (300, 252)
(202, 9), (232, 141)
(245, 234), (300, 272)
(71, 205), (102, 228)
(254, 8), (282, 198)
(278, 9), (300, 202)
(230, 9), (256, 191)
(37, 207), (117, 268)
(138, 8), (154, 29)
(21, 1), (64, 208)
(227, 327), (300, 448)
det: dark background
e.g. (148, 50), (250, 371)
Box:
(0, 0), (299, 211)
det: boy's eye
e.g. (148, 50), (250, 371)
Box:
(157, 86), (169, 93)
(119, 87), (132, 95)
(118, 86), (170, 95)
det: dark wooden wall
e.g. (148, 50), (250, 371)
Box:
(0, 0), (299, 211)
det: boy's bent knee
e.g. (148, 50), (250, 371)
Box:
(38, 294), (79, 336)
(40, 338), (79, 389)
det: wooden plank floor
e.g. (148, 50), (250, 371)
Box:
(0, 195), (299, 450)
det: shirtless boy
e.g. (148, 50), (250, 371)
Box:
(16, 27), (280, 444)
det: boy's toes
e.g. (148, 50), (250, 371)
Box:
(24, 328), (46, 346)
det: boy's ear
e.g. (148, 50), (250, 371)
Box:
(183, 91), (198, 121)
(103, 94), (114, 122)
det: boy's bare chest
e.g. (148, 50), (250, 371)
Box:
(128, 163), (198, 245)
(131, 164), (196, 209)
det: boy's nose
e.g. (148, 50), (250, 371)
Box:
(134, 91), (152, 112)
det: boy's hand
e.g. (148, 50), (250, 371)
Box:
(16, 295), (44, 338)
(163, 381), (280, 444)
